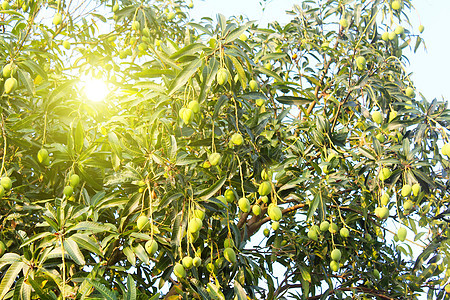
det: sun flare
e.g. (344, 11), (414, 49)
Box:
(81, 78), (109, 102)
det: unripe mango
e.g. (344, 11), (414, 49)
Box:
(37, 149), (48, 164)
(238, 197), (250, 213)
(379, 167), (391, 181)
(224, 189), (235, 203)
(145, 239), (158, 256)
(231, 133), (244, 145)
(271, 221), (280, 231)
(308, 228), (318, 241)
(331, 249), (341, 261)
(330, 260), (339, 272)
(53, 13), (62, 26)
(320, 221), (330, 232)
(1, 177), (12, 191)
(223, 247), (236, 264)
(173, 263), (186, 278)
(401, 184), (412, 197)
(188, 217), (203, 233)
(217, 68), (228, 85)
(252, 204), (261, 216)
(188, 100), (200, 113)
(329, 222), (339, 234)
(258, 181), (271, 196)
(193, 256), (201, 267)
(249, 79), (258, 91)
(340, 227), (349, 238)
(397, 227), (407, 242)
(356, 56), (366, 70)
(224, 238), (234, 248)
(137, 215), (149, 231)
(182, 256), (193, 269)
(412, 183), (421, 196)
(403, 199), (413, 211)
(63, 185), (73, 197)
(132, 21), (140, 31)
(194, 209), (205, 221)
(208, 152), (221, 166)
(4, 77), (17, 94)
(380, 193), (389, 206)
(267, 204), (282, 221)
(372, 111), (383, 124)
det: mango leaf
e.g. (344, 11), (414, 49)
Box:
(64, 238), (86, 265)
(123, 246), (136, 266)
(108, 132), (123, 160)
(167, 58), (202, 96)
(67, 221), (111, 233)
(276, 96), (313, 106)
(233, 281), (247, 300)
(27, 277), (57, 300)
(0, 262), (25, 300)
(306, 193), (320, 222)
(126, 274), (136, 300)
(229, 55), (247, 89)
(198, 176), (226, 200)
(299, 265), (311, 282)
(87, 279), (118, 300)
(70, 234), (103, 257)
(224, 21), (254, 43)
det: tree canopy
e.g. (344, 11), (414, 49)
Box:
(0, 0), (449, 299)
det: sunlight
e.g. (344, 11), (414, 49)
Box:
(81, 77), (109, 102)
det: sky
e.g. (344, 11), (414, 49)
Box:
(189, 0), (450, 103)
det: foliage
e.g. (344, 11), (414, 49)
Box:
(0, 0), (449, 299)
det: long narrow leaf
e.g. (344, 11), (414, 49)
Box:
(0, 262), (24, 300)
(87, 280), (118, 300)
(168, 58), (202, 96)
(63, 239), (86, 265)
(126, 274), (136, 300)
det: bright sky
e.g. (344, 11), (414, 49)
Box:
(190, 0), (450, 103)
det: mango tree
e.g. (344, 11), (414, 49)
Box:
(0, 0), (449, 299)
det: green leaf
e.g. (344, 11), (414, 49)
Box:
(20, 232), (53, 249)
(306, 193), (320, 222)
(73, 120), (84, 153)
(229, 55), (247, 89)
(67, 221), (111, 233)
(87, 279), (118, 300)
(167, 58), (202, 96)
(170, 43), (205, 60)
(70, 234), (103, 257)
(213, 95), (229, 120)
(276, 96), (313, 106)
(233, 281), (247, 300)
(132, 243), (149, 265)
(17, 69), (34, 95)
(224, 21), (254, 44)
(126, 274), (136, 300)
(27, 277), (57, 300)
(123, 246), (136, 266)
(197, 176), (227, 200)
(64, 238), (86, 265)
(256, 66), (283, 82)
(261, 52), (287, 61)
(0, 261), (25, 300)
(299, 265), (311, 282)
(108, 132), (123, 160)
(207, 283), (225, 300)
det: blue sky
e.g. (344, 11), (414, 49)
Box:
(189, 0), (450, 103)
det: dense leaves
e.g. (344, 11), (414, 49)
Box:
(0, 0), (449, 299)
